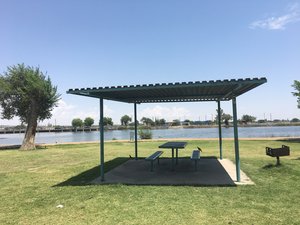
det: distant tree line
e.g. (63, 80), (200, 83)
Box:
(71, 114), (300, 128)
(71, 113), (300, 128)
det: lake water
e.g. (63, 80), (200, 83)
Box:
(1, 126), (300, 145)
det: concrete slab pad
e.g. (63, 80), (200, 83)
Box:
(92, 157), (253, 186)
(218, 159), (255, 185)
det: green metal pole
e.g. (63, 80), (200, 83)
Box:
(217, 100), (223, 160)
(100, 98), (105, 181)
(232, 97), (240, 182)
(134, 103), (138, 160)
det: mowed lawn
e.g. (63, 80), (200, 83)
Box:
(0, 140), (299, 225)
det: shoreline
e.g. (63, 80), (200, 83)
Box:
(43, 136), (300, 145)
(1, 123), (300, 134)
(1, 137), (299, 149)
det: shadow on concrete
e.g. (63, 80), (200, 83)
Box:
(54, 157), (129, 187)
(91, 156), (236, 187)
(54, 157), (238, 187)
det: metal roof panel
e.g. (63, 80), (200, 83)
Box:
(67, 77), (267, 103)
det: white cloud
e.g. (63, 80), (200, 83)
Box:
(139, 105), (192, 122)
(0, 116), (20, 126)
(0, 98), (115, 126)
(103, 105), (114, 116)
(43, 100), (114, 126)
(250, 3), (300, 30)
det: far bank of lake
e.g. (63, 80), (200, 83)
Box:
(1, 126), (300, 145)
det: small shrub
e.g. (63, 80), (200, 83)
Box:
(138, 129), (152, 139)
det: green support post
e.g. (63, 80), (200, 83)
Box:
(232, 97), (241, 182)
(217, 100), (223, 160)
(134, 103), (138, 160)
(100, 98), (105, 181)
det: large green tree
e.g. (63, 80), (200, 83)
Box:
(120, 115), (131, 126)
(155, 118), (166, 126)
(215, 109), (232, 126)
(292, 80), (300, 108)
(0, 64), (60, 150)
(172, 119), (181, 126)
(103, 117), (113, 126)
(72, 118), (83, 128)
(84, 117), (94, 127)
(241, 114), (256, 124)
(140, 117), (155, 126)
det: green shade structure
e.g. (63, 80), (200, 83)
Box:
(134, 103), (138, 160)
(217, 100), (223, 160)
(68, 78), (266, 103)
(67, 77), (267, 182)
(99, 98), (104, 181)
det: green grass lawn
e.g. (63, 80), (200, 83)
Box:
(0, 140), (299, 225)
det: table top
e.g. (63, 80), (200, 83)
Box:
(159, 141), (188, 149)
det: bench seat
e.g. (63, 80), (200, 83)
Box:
(191, 150), (201, 171)
(145, 151), (163, 171)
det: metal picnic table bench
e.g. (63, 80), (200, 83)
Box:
(159, 141), (187, 171)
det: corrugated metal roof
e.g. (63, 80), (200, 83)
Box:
(67, 77), (267, 103)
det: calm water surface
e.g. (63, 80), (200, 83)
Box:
(1, 126), (300, 145)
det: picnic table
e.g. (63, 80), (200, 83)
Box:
(159, 141), (187, 170)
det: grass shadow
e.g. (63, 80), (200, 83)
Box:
(262, 163), (283, 169)
(276, 138), (300, 143)
(0, 144), (47, 151)
(54, 157), (129, 187)
(0, 145), (21, 150)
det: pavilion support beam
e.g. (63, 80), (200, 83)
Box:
(232, 97), (241, 182)
(100, 97), (105, 181)
(134, 103), (138, 160)
(217, 100), (223, 160)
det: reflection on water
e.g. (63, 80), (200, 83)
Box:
(1, 126), (300, 145)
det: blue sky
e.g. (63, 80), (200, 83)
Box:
(0, 0), (299, 125)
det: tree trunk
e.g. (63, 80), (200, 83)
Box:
(20, 105), (38, 150)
